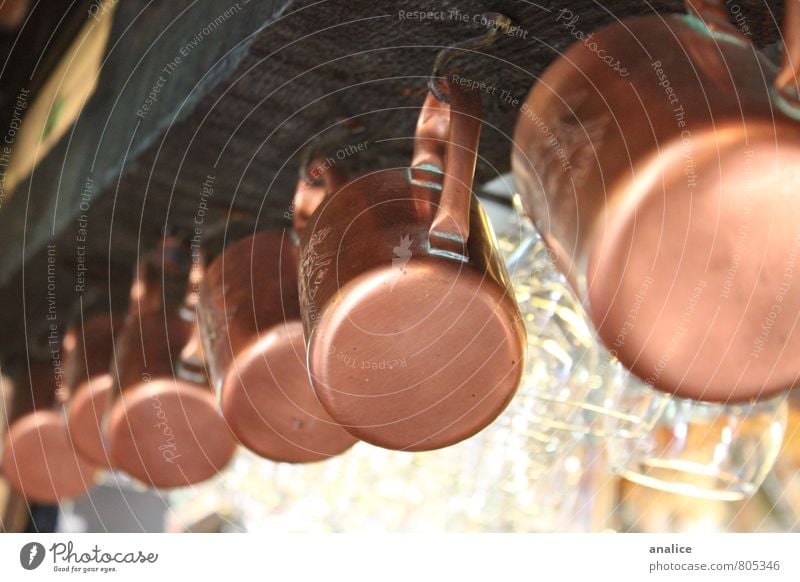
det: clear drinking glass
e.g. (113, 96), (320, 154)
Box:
(498, 196), (667, 442)
(607, 388), (788, 501)
(164, 191), (670, 532)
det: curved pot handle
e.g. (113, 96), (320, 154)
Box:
(177, 260), (208, 384)
(177, 324), (207, 385)
(412, 79), (482, 257)
(685, 0), (751, 42)
(686, 0), (799, 114)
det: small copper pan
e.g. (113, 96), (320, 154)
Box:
(64, 313), (121, 467)
(513, 0), (800, 402)
(105, 237), (236, 488)
(1, 363), (97, 503)
(199, 227), (357, 463)
(298, 79), (526, 451)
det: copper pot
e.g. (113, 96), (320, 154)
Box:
(1, 362), (97, 503)
(0, 0), (28, 31)
(199, 229), (357, 462)
(513, 0), (800, 402)
(105, 237), (236, 488)
(293, 158), (347, 237)
(64, 313), (120, 467)
(298, 80), (526, 451)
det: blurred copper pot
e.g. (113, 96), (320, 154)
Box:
(0, 0), (28, 30)
(298, 79), (525, 451)
(199, 228), (357, 462)
(64, 312), (121, 467)
(513, 0), (800, 402)
(293, 158), (347, 237)
(105, 237), (236, 488)
(1, 362), (97, 503)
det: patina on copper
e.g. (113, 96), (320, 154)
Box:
(513, 0), (800, 402)
(199, 230), (357, 463)
(298, 79), (525, 451)
(106, 237), (236, 488)
(64, 312), (120, 467)
(2, 363), (97, 503)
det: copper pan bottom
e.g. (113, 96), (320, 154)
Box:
(588, 129), (800, 401)
(308, 260), (524, 451)
(221, 320), (357, 463)
(2, 410), (97, 503)
(67, 374), (114, 467)
(106, 380), (236, 488)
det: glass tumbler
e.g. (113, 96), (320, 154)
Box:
(608, 388), (787, 501)
(498, 196), (668, 443)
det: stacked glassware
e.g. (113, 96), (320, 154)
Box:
(165, 192), (788, 532)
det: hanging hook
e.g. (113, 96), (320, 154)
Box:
(428, 12), (513, 103)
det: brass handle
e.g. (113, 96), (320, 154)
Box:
(411, 91), (450, 171)
(684, 0), (751, 42)
(421, 79), (482, 257)
(176, 323), (208, 385)
(686, 0), (799, 114)
(177, 260), (207, 384)
(419, 12), (504, 257)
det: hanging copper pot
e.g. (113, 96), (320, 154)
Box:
(199, 225), (357, 463)
(292, 158), (347, 238)
(513, 0), (800, 402)
(105, 236), (236, 488)
(64, 312), (121, 467)
(1, 362), (97, 503)
(297, 79), (526, 451)
(0, 0), (28, 31)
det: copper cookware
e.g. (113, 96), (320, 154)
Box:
(513, 0), (800, 402)
(1, 362), (97, 502)
(293, 158), (347, 237)
(0, 0), (28, 30)
(298, 79), (526, 451)
(64, 312), (120, 467)
(105, 237), (236, 488)
(199, 228), (357, 462)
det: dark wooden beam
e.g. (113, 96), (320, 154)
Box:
(0, 0), (784, 363)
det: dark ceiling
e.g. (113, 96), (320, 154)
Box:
(0, 0), (785, 364)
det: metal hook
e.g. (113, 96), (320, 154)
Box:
(428, 12), (513, 103)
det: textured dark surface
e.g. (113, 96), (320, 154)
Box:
(0, 0), (785, 363)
